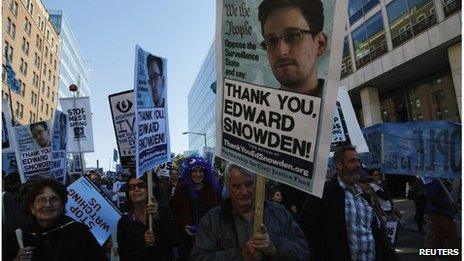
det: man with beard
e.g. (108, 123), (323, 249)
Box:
(258, 0), (327, 97)
(300, 146), (394, 260)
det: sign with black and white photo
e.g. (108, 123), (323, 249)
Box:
(13, 120), (53, 183)
(60, 97), (95, 152)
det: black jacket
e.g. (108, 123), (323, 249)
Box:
(117, 203), (181, 261)
(300, 178), (397, 261)
(19, 215), (104, 261)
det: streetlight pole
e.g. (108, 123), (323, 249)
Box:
(69, 84), (85, 176)
(182, 131), (207, 151)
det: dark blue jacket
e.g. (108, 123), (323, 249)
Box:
(191, 199), (309, 260)
(424, 179), (456, 219)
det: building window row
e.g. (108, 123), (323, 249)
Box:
(30, 90), (38, 106)
(9, 0), (18, 17)
(19, 58), (28, 76)
(386, 0), (437, 48)
(32, 72), (39, 87)
(34, 53), (41, 69)
(342, 0), (443, 77)
(29, 111), (37, 123)
(24, 18), (32, 36)
(4, 41), (14, 62)
(7, 18), (16, 39)
(348, 0), (380, 25)
(22, 37), (30, 55)
(15, 102), (24, 119)
(352, 11), (387, 69)
(442, 0), (461, 17)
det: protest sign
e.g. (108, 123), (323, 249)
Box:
(2, 152), (18, 176)
(66, 176), (122, 245)
(134, 45), (170, 178)
(363, 121), (461, 178)
(109, 90), (136, 170)
(155, 153), (175, 177)
(385, 221), (398, 245)
(215, 0), (348, 196)
(331, 87), (368, 153)
(202, 147), (215, 168)
(2, 100), (14, 152)
(50, 110), (68, 183)
(59, 97), (94, 153)
(13, 120), (54, 183)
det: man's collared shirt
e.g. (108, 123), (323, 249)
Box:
(338, 177), (375, 261)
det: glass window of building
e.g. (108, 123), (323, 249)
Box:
(348, 0), (364, 24)
(442, 0), (461, 17)
(409, 0), (437, 36)
(9, 1), (18, 17)
(341, 37), (353, 78)
(362, 0), (380, 14)
(387, 0), (437, 47)
(348, 0), (380, 24)
(352, 24), (370, 68)
(7, 18), (16, 39)
(387, 0), (412, 47)
(365, 12), (387, 61)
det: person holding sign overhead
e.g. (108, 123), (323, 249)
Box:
(258, 0), (327, 97)
(117, 173), (180, 260)
(12, 179), (104, 261)
(191, 163), (309, 260)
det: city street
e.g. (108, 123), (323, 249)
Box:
(395, 199), (461, 260)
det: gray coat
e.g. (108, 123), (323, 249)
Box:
(191, 199), (309, 260)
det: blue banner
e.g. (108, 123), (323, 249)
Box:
(362, 121), (461, 179)
(66, 177), (121, 245)
(5, 61), (21, 94)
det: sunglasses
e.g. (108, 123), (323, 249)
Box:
(261, 28), (313, 50)
(128, 182), (146, 191)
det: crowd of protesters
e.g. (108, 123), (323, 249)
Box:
(2, 147), (461, 260)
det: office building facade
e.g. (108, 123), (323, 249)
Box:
(48, 10), (91, 99)
(186, 42), (217, 152)
(2, 0), (61, 125)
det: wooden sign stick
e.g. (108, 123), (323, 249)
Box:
(253, 175), (266, 235)
(147, 170), (154, 231)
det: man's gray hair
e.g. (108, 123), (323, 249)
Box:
(224, 163), (256, 184)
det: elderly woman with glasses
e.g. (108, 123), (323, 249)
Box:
(12, 178), (104, 261)
(117, 173), (180, 260)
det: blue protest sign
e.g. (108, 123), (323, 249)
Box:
(362, 121), (461, 179)
(66, 177), (122, 245)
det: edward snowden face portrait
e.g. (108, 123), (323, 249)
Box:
(258, 0), (328, 97)
(147, 54), (165, 108)
(30, 121), (51, 148)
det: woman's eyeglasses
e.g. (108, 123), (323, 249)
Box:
(128, 183), (146, 191)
